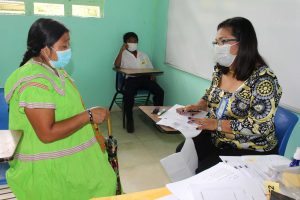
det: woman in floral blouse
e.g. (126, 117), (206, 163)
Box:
(176, 17), (282, 173)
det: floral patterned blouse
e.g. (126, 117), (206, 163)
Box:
(202, 65), (282, 152)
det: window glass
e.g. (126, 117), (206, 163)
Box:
(0, 1), (25, 15)
(72, 4), (100, 18)
(34, 2), (64, 16)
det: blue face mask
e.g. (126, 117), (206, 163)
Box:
(50, 48), (72, 68)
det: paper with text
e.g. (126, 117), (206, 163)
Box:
(157, 104), (207, 138)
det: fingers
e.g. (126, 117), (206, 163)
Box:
(176, 107), (185, 114)
(89, 107), (110, 124)
(188, 117), (203, 125)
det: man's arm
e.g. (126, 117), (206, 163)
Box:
(114, 43), (127, 68)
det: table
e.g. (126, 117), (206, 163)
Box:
(113, 67), (164, 76)
(139, 106), (178, 133)
(91, 187), (171, 200)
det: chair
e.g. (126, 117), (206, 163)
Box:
(274, 106), (299, 156)
(0, 88), (9, 130)
(0, 88), (10, 185)
(109, 72), (151, 128)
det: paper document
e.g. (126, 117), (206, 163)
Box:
(156, 194), (179, 200)
(220, 155), (291, 189)
(160, 138), (198, 182)
(189, 184), (254, 200)
(0, 130), (22, 162)
(157, 104), (207, 138)
(166, 162), (265, 200)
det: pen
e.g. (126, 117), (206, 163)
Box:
(157, 109), (166, 116)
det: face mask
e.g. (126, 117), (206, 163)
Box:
(50, 48), (72, 68)
(127, 43), (138, 52)
(213, 43), (238, 67)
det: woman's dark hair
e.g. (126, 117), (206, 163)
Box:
(123, 32), (138, 43)
(20, 18), (69, 67)
(217, 17), (266, 80)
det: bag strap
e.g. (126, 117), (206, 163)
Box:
(64, 70), (106, 152)
(107, 116), (112, 137)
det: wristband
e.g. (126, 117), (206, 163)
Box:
(87, 109), (93, 123)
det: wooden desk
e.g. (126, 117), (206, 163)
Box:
(113, 67), (164, 76)
(91, 187), (171, 200)
(139, 106), (178, 133)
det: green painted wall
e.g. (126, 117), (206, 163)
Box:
(0, 0), (299, 158)
(0, 0), (157, 107)
(151, 0), (300, 158)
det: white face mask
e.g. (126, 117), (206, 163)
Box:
(213, 43), (238, 67)
(127, 43), (138, 52)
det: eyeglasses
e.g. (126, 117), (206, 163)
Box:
(212, 38), (238, 46)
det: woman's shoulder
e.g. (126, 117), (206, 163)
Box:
(255, 65), (276, 76)
(4, 61), (55, 102)
(250, 65), (279, 82)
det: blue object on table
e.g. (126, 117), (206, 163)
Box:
(274, 106), (299, 156)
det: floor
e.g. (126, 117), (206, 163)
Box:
(102, 108), (184, 193)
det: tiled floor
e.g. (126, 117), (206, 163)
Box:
(102, 108), (184, 193)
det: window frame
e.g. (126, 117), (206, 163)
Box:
(0, 0), (104, 18)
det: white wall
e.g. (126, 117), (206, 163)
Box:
(166, 0), (300, 112)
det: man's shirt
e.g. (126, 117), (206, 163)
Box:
(121, 50), (153, 69)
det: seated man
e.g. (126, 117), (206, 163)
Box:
(114, 32), (164, 133)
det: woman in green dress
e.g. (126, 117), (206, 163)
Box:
(4, 18), (116, 199)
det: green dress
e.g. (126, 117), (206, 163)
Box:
(4, 60), (116, 200)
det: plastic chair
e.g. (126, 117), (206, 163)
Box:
(274, 106), (299, 156)
(0, 88), (10, 185)
(109, 72), (151, 128)
(0, 88), (9, 130)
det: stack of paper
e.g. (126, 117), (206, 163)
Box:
(157, 104), (207, 138)
(220, 155), (292, 187)
(160, 162), (265, 200)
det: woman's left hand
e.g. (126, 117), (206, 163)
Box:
(188, 117), (217, 131)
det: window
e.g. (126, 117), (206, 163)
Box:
(72, 4), (100, 18)
(0, 0), (104, 18)
(34, 2), (64, 16)
(0, 1), (25, 15)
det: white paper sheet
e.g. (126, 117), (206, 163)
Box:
(160, 138), (198, 182)
(0, 130), (22, 160)
(155, 194), (179, 200)
(166, 162), (265, 200)
(189, 184), (252, 200)
(220, 155), (291, 184)
(157, 104), (207, 138)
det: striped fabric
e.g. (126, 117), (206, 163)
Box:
(5, 74), (65, 103)
(0, 185), (16, 200)
(15, 137), (97, 162)
(18, 82), (49, 94)
(19, 102), (55, 109)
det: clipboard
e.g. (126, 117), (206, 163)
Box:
(0, 130), (23, 162)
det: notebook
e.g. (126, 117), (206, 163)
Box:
(0, 130), (22, 162)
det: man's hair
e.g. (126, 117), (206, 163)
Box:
(123, 32), (138, 43)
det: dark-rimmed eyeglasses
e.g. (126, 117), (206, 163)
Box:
(212, 38), (238, 46)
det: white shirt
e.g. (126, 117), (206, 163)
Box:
(120, 50), (153, 69)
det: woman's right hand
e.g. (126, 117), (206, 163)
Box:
(120, 43), (127, 53)
(89, 107), (110, 124)
(176, 104), (201, 115)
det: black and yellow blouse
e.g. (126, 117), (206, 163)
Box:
(202, 65), (282, 152)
